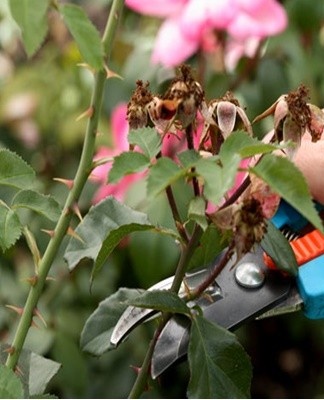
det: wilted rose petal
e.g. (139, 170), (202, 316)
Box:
(216, 101), (237, 138)
(152, 17), (199, 67)
(125, 0), (186, 17)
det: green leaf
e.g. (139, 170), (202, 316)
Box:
(0, 345), (60, 398)
(0, 364), (24, 399)
(196, 156), (240, 205)
(0, 203), (22, 251)
(80, 288), (143, 355)
(178, 150), (201, 168)
(64, 196), (153, 273)
(147, 157), (185, 198)
(51, 333), (86, 398)
(261, 220), (298, 276)
(125, 290), (190, 314)
(8, 0), (50, 56)
(251, 154), (323, 231)
(108, 152), (149, 184)
(94, 223), (154, 282)
(188, 196), (208, 231)
(128, 128), (162, 158)
(28, 353), (61, 397)
(220, 130), (281, 159)
(188, 315), (252, 399)
(60, 4), (104, 69)
(12, 190), (62, 222)
(0, 149), (35, 189)
(188, 225), (227, 271)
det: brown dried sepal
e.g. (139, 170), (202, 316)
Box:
(126, 80), (153, 130)
(233, 197), (267, 260)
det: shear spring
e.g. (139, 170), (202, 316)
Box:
(281, 227), (299, 241)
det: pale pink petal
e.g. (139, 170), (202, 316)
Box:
(125, 0), (187, 18)
(229, 0), (287, 39)
(224, 40), (245, 71)
(152, 18), (199, 67)
(180, 0), (237, 40)
(162, 117), (203, 157)
(91, 147), (114, 183)
(243, 37), (260, 57)
(92, 184), (115, 204)
(179, 0), (210, 40)
(206, 0), (238, 29)
(224, 37), (260, 71)
(111, 103), (129, 151)
(162, 132), (186, 158)
(93, 174), (144, 204)
(201, 30), (219, 53)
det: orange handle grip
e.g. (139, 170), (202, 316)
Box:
(264, 229), (324, 270)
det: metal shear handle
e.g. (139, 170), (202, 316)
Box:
(151, 246), (292, 378)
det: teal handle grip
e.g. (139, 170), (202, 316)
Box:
(297, 254), (324, 319)
(272, 200), (324, 231)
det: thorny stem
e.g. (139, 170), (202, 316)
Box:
(128, 313), (170, 399)
(188, 242), (235, 301)
(165, 186), (189, 243)
(129, 224), (203, 398)
(5, 0), (124, 370)
(170, 224), (203, 293)
(156, 150), (189, 244)
(219, 175), (251, 210)
(128, 125), (205, 397)
(185, 124), (200, 197)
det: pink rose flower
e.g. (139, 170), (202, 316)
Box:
(91, 103), (142, 203)
(125, 0), (287, 69)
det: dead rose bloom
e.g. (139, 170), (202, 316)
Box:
(200, 91), (252, 154)
(209, 174), (280, 261)
(210, 196), (268, 261)
(126, 65), (204, 135)
(253, 84), (324, 158)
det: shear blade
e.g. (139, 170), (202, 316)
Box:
(110, 257), (224, 347)
(151, 246), (292, 378)
(110, 274), (175, 346)
(151, 315), (191, 379)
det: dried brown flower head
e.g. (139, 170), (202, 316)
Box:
(253, 84), (324, 157)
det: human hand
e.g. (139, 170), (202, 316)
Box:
(294, 132), (324, 204)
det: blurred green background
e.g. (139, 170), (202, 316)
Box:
(0, 0), (324, 397)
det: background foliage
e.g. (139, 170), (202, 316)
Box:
(0, 0), (324, 398)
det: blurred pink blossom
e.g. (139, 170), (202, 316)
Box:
(91, 103), (200, 203)
(91, 103), (142, 203)
(126, 0), (287, 70)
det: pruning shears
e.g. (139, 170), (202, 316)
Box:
(110, 200), (324, 378)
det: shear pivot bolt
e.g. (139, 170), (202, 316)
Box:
(235, 262), (265, 288)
